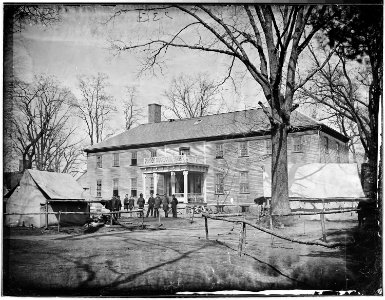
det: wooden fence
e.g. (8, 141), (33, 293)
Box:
(203, 208), (361, 254)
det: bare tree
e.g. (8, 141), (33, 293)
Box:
(75, 73), (116, 145)
(11, 75), (81, 173)
(107, 5), (334, 215)
(163, 73), (223, 119)
(299, 47), (375, 179)
(122, 86), (143, 130)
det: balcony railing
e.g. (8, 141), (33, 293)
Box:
(143, 155), (201, 166)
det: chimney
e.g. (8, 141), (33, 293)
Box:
(148, 104), (161, 123)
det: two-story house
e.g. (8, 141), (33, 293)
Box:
(84, 104), (349, 206)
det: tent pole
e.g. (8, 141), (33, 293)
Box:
(45, 202), (48, 229)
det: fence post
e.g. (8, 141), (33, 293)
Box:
(45, 202), (48, 229)
(320, 199), (327, 242)
(58, 211), (61, 233)
(238, 221), (246, 256)
(205, 216), (208, 240)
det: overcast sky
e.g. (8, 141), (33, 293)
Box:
(13, 5), (265, 137)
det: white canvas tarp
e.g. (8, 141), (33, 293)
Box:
(263, 163), (365, 199)
(28, 169), (84, 200)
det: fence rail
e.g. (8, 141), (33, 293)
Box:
(202, 208), (361, 254)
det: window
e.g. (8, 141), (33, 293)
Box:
(96, 155), (102, 168)
(113, 153), (119, 167)
(150, 149), (157, 157)
(150, 176), (154, 194)
(239, 141), (248, 157)
(96, 179), (102, 197)
(215, 173), (224, 194)
(336, 142), (340, 163)
(324, 137), (329, 153)
(216, 143), (224, 158)
(179, 147), (190, 156)
(131, 151), (137, 166)
(131, 178), (137, 197)
(265, 139), (272, 154)
(113, 179), (119, 196)
(293, 136), (303, 152)
(239, 171), (249, 193)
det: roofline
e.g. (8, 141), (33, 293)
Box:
(84, 125), (348, 153)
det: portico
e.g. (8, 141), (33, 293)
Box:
(140, 155), (209, 203)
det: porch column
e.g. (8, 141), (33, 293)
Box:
(171, 172), (176, 196)
(203, 172), (207, 203)
(153, 173), (158, 195)
(142, 173), (147, 199)
(183, 170), (188, 203)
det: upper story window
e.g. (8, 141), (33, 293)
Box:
(215, 173), (224, 194)
(216, 143), (224, 158)
(239, 171), (249, 193)
(179, 147), (190, 156)
(131, 151), (137, 166)
(293, 136), (303, 153)
(96, 155), (102, 168)
(336, 142), (340, 163)
(150, 149), (157, 158)
(265, 139), (272, 154)
(96, 179), (102, 197)
(239, 141), (249, 157)
(113, 153), (120, 167)
(324, 137), (329, 153)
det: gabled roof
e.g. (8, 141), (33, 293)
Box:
(84, 108), (349, 153)
(27, 169), (85, 200)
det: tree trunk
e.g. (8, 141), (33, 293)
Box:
(270, 123), (291, 215)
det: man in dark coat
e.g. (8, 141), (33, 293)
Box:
(128, 195), (135, 217)
(154, 193), (162, 218)
(171, 194), (178, 218)
(162, 194), (170, 218)
(117, 195), (122, 218)
(111, 196), (117, 220)
(124, 194), (129, 211)
(137, 193), (145, 217)
(146, 192), (155, 217)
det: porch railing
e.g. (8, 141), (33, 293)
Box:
(143, 155), (201, 166)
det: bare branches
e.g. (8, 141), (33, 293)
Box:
(8, 5), (61, 32)
(163, 73), (222, 119)
(75, 73), (116, 145)
(122, 86), (144, 130)
(11, 75), (80, 173)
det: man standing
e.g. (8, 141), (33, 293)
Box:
(154, 193), (162, 218)
(162, 194), (170, 218)
(128, 195), (135, 217)
(146, 192), (155, 217)
(123, 194), (129, 211)
(117, 195), (122, 218)
(137, 193), (145, 218)
(171, 194), (178, 218)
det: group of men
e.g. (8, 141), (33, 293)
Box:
(104, 195), (122, 219)
(113, 192), (179, 218)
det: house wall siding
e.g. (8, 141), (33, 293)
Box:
(87, 130), (348, 204)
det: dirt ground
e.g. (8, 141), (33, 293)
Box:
(2, 213), (382, 296)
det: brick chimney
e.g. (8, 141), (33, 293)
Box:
(148, 104), (161, 123)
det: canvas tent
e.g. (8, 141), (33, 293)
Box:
(262, 163), (366, 216)
(5, 170), (89, 227)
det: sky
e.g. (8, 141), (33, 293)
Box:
(13, 5), (263, 137)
